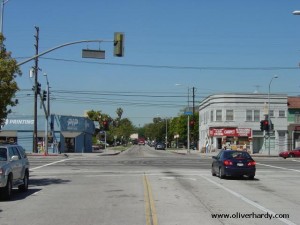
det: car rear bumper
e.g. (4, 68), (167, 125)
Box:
(224, 167), (256, 177)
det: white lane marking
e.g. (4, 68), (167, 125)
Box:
(257, 163), (300, 173)
(31, 158), (71, 170)
(291, 159), (300, 163)
(200, 175), (297, 225)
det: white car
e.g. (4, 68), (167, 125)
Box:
(0, 144), (30, 200)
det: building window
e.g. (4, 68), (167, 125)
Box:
(269, 110), (274, 117)
(210, 110), (214, 122)
(279, 110), (285, 117)
(254, 110), (260, 122)
(226, 110), (234, 121)
(216, 110), (222, 121)
(295, 114), (300, 123)
(246, 110), (252, 121)
(246, 109), (260, 121)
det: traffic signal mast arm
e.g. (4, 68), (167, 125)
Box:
(17, 39), (113, 67)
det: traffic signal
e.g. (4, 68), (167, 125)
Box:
(114, 32), (124, 57)
(260, 120), (271, 131)
(36, 82), (41, 94)
(260, 120), (264, 131)
(190, 120), (195, 128)
(263, 120), (270, 131)
(42, 90), (47, 101)
(103, 121), (109, 131)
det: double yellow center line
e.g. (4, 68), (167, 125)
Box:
(143, 174), (158, 225)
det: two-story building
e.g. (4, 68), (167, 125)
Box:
(287, 97), (300, 149)
(198, 93), (288, 154)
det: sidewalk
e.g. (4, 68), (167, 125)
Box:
(167, 149), (279, 158)
(27, 149), (121, 157)
(28, 148), (279, 158)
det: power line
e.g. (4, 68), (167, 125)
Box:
(15, 56), (300, 71)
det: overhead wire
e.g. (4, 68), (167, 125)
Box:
(15, 56), (300, 71)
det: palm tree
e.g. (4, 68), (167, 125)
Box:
(116, 107), (123, 120)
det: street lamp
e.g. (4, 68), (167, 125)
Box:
(293, 10), (300, 15)
(268, 75), (278, 155)
(0, 0), (10, 34)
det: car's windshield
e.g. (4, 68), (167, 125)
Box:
(0, 148), (8, 161)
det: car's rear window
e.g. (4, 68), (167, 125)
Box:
(224, 151), (251, 159)
(0, 148), (8, 161)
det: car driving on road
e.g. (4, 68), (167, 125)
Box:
(212, 150), (256, 179)
(155, 142), (166, 150)
(0, 143), (30, 200)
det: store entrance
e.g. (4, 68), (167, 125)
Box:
(65, 138), (75, 153)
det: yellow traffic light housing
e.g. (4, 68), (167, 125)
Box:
(114, 32), (124, 57)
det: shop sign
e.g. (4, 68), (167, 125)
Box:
(295, 126), (300, 131)
(209, 128), (251, 137)
(5, 119), (34, 125)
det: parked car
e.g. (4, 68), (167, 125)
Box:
(211, 150), (256, 179)
(279, 147), (300, 159)
(155, 142), (166, 150)
(0, 144), (30, 200)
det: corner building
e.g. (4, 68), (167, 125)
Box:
(198, 93), (288, 154)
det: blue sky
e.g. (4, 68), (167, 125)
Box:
(3, 0), (300, 126)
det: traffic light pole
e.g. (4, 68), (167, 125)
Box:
(17, 31), (123, 154)
(33, 26), (39, 153)
(17, 38), (112, 153)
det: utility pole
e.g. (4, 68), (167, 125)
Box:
(33, 26), (39, 153)
(192, 87), (195, 149)
(192, 87), (195, 117)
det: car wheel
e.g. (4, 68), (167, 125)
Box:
(219, 167), (225, 179)
(289, 154), (295, 158)
(18, 171), (29, 192)
(211, 166), (216, 176)
(1, 175), (12, 200)
(248, 175), (255, 180)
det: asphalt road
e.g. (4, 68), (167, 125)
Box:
(0, 145), (299, 225)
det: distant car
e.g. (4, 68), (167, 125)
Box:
(0, 144), (30, 200)
(132, 139), (138, 145)
(279, 147), (300, 159)
(138, 138), (145, 145)
(211, 150), (256, 179)
(155, 142), (166, 150)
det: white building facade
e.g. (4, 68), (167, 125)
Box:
(198, 93), (288, 154)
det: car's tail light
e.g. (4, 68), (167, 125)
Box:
(223, 160), (233, 166)
(247, 161), (256, 166)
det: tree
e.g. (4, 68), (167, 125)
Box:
(0, 34), (22, 127)
(116, 107), (123, 120)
